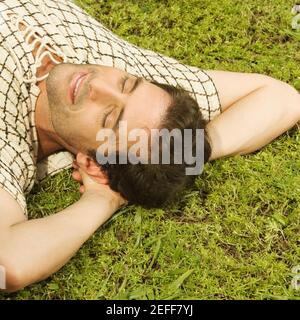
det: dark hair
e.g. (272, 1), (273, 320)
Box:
(89, 82), (212, 208)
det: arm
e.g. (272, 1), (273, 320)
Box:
(0, 171), (124, 292)
(204, 70), (300, 160)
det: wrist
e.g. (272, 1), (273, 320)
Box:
(80, 188), (122, 212)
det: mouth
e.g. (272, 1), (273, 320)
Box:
(69, 72), (89, 104)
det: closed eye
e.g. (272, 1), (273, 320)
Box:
(103, 106), (124, 130)
(121, 75), (143, 93)
(121, 75), (129, 92)
(101, 105), (115, 128)
(99, 76), (143, 128)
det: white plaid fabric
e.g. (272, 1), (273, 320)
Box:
(0, 0), (221, 214)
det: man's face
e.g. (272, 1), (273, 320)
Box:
(46, 63), (171, 152)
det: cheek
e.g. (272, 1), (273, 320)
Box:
(74, 112), (101, 140)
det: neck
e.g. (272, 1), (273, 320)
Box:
(35, 126), (64, 162)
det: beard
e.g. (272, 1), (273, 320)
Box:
(45, 63), (95, 153)
(45, 63), (77, 149)
(46, 63), (69, 110)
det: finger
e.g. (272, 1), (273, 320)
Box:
(79, 185), (85, 194)
(72, 170), (83, 182)
(72, 170), (81, 181)
(72, 160), (79, 169)
(78, 168), (95, 185)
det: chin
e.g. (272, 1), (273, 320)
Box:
(46, 64), (72, 106)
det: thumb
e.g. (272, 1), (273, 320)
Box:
(78, 168), (98, 188)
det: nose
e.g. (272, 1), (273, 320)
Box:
(88, 78), (122, 103)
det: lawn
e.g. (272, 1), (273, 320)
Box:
(1, 0), (300, 300)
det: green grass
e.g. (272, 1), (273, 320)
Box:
(1, 0), (300, 300)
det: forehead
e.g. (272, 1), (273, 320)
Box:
(123, 80), (171, 130)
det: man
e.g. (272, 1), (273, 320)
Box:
(0, 0), (299, 292)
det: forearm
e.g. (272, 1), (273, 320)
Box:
(206, 83), (300, 161)
(1, 190), (118, 290)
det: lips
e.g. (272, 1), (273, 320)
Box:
(69, 72), (88, 104)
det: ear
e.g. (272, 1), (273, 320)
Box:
(76, 152), (109, 185)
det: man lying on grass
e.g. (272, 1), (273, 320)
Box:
(0, 0), (300, 292)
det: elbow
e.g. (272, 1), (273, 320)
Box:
(266, 77), (300, 121)
(0, 262), (27, 293)
(6, 270), (26, 293)
(287, 84), (300, 121)
(280, 82), (300, 123)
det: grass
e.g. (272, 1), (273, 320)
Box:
(1, 0), (300, 300)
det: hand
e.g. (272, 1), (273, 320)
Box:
(72, 161), (127, 208)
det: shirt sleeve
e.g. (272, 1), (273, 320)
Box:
(0, 38), (35, 216)
(0, 147), (27, 214)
